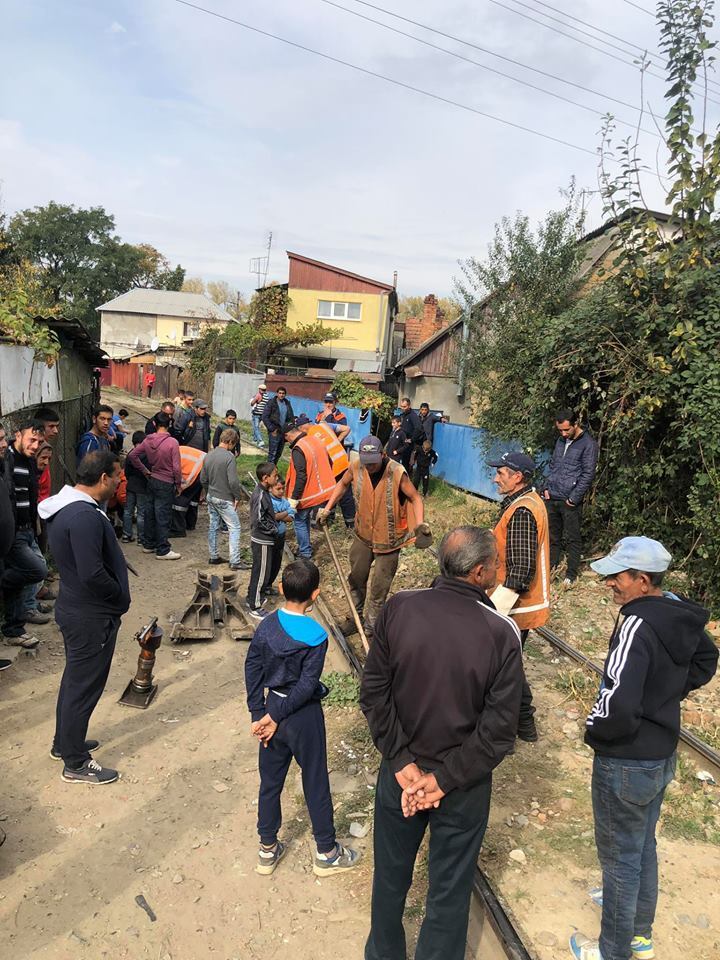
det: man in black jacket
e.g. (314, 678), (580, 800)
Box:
(145, 401), (175, 436)
(39, 450), (130, 785)
(570, 536), (718, 960)
(360, 526), (523, 960)
(181, 398), (211, 452)
(262, 387), (294, 464)
(541, 408), (598, 585)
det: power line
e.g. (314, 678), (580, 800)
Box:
(491, 0), (720, 107)
(622, 0), (654, 15)
(170, 0), (597, 155)
(339, 0), (646, 114)
(316, 0), (660, 137)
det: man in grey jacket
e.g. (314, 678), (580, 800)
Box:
(542, 409), (598, 585)
(200, 429), (246, 570)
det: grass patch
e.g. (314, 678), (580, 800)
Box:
(661, 756), (720, 844)
(554, 668), (599, 714)
(322, 671), (360, 706)
(686, 722), (720, 752)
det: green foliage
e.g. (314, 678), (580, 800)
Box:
(331, 371), (395, 419)
(459, 1), (720, 609)
(398, 294), (462, 326)
(7, 201), (184, 336)
(0, 259), (60, 365)
(321, 671), (360, 706)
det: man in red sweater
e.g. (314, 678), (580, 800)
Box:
(127, 412), (182, 560)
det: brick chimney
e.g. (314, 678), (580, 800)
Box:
(404, 294), (446, 351)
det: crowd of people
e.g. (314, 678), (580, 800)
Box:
(0, 386), (717, 960)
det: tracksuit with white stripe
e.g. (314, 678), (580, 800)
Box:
(247, 483), (280, 611)
(585, 593), (717, 960)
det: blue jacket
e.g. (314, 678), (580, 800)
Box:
(270, 493), (295, 537)
(544, 430), (599, 504)
(245, 609), (328, 723)
(76, 431), (111, 466)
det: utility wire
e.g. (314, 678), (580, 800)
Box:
(170, 0), (597, 155)
(338, 0), (646, 113)
(317, 0), (660, 137)
(491, 0), (720, 107)
(622, 0), (654, 15)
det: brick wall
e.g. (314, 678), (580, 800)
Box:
(405, 294), (446, 351)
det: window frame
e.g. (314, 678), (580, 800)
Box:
(317, 299), (362, 322)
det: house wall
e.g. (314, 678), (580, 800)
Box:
(401, 374), (472, 425)
(156, 315), (186, 346)
(100, 310), (157, 358)
(287, 288), (389, 355)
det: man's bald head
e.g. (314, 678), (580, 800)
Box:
(438, 526), (498, 591)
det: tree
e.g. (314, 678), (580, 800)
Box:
(182, 276), (248, 319)
(397, 295), (462, 327)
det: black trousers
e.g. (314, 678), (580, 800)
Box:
(519, 629), (535, 728)
(366, 760), (492, 960)
(247, 540), (274, 609)
(547, 498), (583, 580)
(267, 533), (285, 590)
(54, 614), (120, 768)
(413, 463), (431, 496)
(257, 696), (335, 851)
(171, 479), (202, 537)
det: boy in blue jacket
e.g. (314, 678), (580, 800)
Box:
(245, 558), (361, 877)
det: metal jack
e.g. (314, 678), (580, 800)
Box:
(119, 617), (163, 709)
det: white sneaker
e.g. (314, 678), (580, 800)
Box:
(4, 633), (40, 649)
(157, 551), (181, 560)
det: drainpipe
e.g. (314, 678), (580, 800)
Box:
(457, 309), (470, 398)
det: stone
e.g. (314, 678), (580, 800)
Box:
(172, 873), (184, 884)
(349, 822), (369, 839)
(695, 914), (710, 929)
(536, 931), (559, 947)
(212, 781), (229, 793)
(537, 813), (548, 824)
(508, 848), (527, 865)
(515, 815), (529, 828)
(558, 797), (574, 812)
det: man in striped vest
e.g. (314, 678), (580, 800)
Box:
(284, 416), (337, 560)
(318, 436), (429, 638)
(488, 451), (550, 743)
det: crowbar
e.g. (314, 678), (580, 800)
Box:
(322, 526), (370, 654)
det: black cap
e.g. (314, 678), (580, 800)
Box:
(358, 435), (384, 465)
(487, 450), (536, 476)
(323, 392), (336, 402)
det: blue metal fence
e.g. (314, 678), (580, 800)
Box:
(430, 423), (506, 502)
(287, 395), (367, 449)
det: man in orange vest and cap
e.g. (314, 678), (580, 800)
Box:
(488, 451), (550, 743)
(318, 436), (430, 638)
(284, 416), (337, 560)
(301, 418), (356, 529)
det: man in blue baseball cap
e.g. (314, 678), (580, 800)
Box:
(571, 537), (718, 960)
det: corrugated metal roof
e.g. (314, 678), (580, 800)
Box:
(96, 289), (235, 323)
(333, 358), (384, 373)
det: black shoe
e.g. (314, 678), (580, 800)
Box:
(261, 586), (279, 597)
(0, 658), (12, 672)
(209, 557), (228, 565)
(61, 758), (119, 784)
(50, 739), (100, 761)
(230, 561), (251, 571)
(121, 534), (135, 543)
(517, 719), (538, 742)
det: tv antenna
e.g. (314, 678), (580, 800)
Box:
(249, 231), (272, 289)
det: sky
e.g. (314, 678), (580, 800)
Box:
(2, 0), (718, 300)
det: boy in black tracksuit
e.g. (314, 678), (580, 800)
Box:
(385, 417), (411, 470)
(245, 558), (360, 877)
(413, 439), (438, 496)
(247, 461), (280, 618)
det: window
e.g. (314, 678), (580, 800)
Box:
(317, 300), (362, 321)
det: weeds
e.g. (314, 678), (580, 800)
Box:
(554, 668), (599, 714)
(322, 671), (360, 706)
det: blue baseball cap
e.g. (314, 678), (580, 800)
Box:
(487, 450), (536, 476)
(590, 537), (672, 576)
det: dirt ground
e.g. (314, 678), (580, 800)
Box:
(2, 388), (718, 960)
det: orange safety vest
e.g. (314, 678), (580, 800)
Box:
(491, 489), (550, 629)
(179, 446), (206, 490)
(351, 457), (417, 554)
(306, 423), (349, 477)
(285, 434), (337, 509)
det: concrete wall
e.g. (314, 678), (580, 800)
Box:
(401, 375), (472, 425)
(100, 310), (157, 358)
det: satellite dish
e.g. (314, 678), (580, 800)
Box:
(150, 336), (159, 352)
(169, 330), (176, 340)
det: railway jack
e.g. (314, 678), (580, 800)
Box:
(119, 616), (163, 709)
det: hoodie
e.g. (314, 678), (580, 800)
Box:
(39, 486), (130, 620)
(585, 593), (718, 759)
(127, 431), (182, 486)
(244, 608), (328, 723)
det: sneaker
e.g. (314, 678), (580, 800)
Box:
(230, 561), (251, 571)
(37, 585), (57, 600)
(208, 557), (228, 565)
(37, 602), (54, 614)
(142, 546), (155, 554)
(517, 718), (539, 742)
(563, 577), (576, 587)
(588, 887), (603, 907)
(313, 842), (361, 877)
(50, 739), (100, 761)
(0, 658), (12, 672)
(256, 839), (287, 876)
(4, 633), (40, 649)
(25, 610), (52, 625)
(246, 606), (269, 622)
(61, 758), (119, 785)
(630, 937), (654, 959)
(569, 933), (603, 960)
(121, 534), (135, 543)
(157, 551), (181, 560)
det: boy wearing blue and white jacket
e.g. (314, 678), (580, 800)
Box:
(245, 559), (360, 878)
(267, 476), (295, 592)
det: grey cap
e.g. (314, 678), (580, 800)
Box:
(359, 435), (384, 465)
(194, 399), (208, 409)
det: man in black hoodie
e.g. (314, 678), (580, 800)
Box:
(361, 526), (523, 960)
(39, 450), (131, 785)
(570, 536), (718, 960)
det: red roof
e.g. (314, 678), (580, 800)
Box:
(287, 251), (394, 294)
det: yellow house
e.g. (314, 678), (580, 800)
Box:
(284, 252), (398, 375)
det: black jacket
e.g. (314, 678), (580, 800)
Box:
(249, 483), (278, 544)
(585, 593), (718, 759)
(212, 421), (241, 449)
(124, 455), (148, 495)
(544, 430), (599, 504)
(181, 414), (210, 452)
(400, 409), (424, 445)
(0, 471), (15, 558)
(145, 412), (175, 436)
(262, 396), (294, 434)
(360, 577), (524, 793)
(6, 443), (38, 528)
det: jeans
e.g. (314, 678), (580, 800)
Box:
(54, 614), (119, 767)
(252, 415), (264, 446)
(144, 477), (175, 556)
(268, 431), (285, 464)
(123, 490), (148, 543)
(592, 753), (676, 960)
(365, 760), (492, 960)
(1, 528), (48, 636)
(258, 696), (335, 852)
(21, 536), (46, 614)
(294, 507), (312, 558)
(207, 496), (241, 564)
(547, 498), (583, 580)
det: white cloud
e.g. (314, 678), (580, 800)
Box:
(108, 21), (126, 34)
